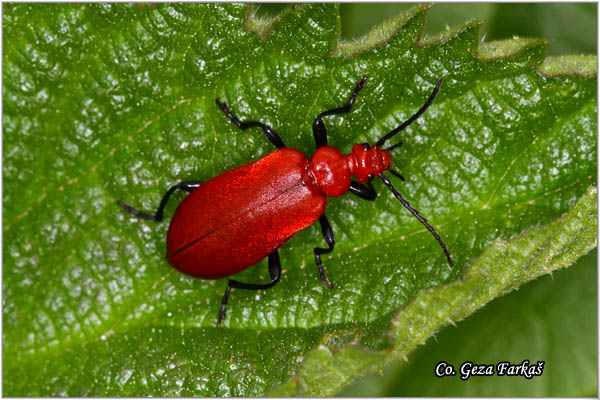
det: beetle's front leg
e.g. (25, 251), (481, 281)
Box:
(312, 76), (367, 148)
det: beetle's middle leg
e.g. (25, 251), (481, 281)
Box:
(118, 181), (203, 222)
(313, 214), (336, 288)
(218, 250), (282, 327)
(215, 99), (286, 149)
(312, 76), (367, 149)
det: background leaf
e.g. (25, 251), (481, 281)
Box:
(270, 187), (597, 396)
(260, 3), (597, 56)
(338, 249), (597, 397)
(3, 3), (596, 396)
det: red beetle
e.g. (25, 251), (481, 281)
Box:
(119, 77), (452, 326)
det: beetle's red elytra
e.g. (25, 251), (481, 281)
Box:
(167, 148), (325, 280)
(119, 76), (452, 327)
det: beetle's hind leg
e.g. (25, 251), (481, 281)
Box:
(312, 76), (367, 148)
(215, 99), (286, 149)
(313, 214), (336, 288)
(218, 250), (282, 327)
(118, 181), (203, 222)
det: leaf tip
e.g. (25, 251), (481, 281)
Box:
(333, 5), (428, 59)
(537, 55), (597, 78)
(477, 37), (548, 62)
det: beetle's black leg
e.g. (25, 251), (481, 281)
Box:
(118, 181), (203, 222)
(218, 250), (282, 327)
(349, 180), (377, 201)
(313, 76), (367, 148)
(314, 214), (336, 288)
(215, 99), (286, 149)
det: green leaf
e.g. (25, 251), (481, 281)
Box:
(270, 186), (597, 396)
(339, 249), (597, 397)
(3, 4), (596, 396)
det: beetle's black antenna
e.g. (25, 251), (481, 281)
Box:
(379, 173), (453, 266)
(386, 142), (403, 152)
(375, 78), (443, 148)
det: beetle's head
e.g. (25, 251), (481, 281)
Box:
(346, 143), (392, 183)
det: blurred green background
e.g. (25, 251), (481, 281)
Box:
(257, 3), (597, 56)
(257, 3), (597, 397)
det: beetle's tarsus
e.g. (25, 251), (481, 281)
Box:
(118, 199), (161, 221)
(215, 98), (286, 149)
(321, 275), (336, 289)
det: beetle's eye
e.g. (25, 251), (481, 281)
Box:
(362, 143), (370, 150)
(367, 173), (375, 180)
